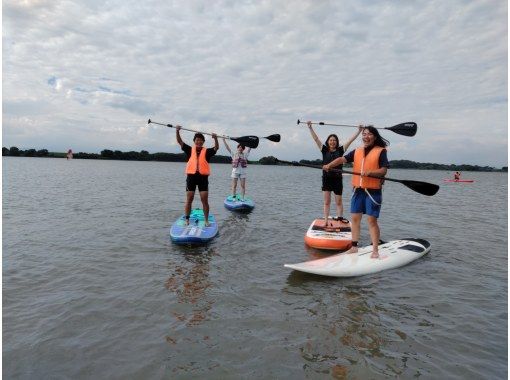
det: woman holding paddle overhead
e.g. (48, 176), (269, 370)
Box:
(307, 121), (362, 227)
(223, 138), (251, 201)
(176, 126), (219, 226)
(324, 126), (389, 259)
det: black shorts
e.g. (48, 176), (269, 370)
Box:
(186, 174), (209, 192)
(322, 175), (343, 195)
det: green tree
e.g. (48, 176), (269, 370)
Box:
(9, 146), (20, 156)
(259, 156), (278, 165)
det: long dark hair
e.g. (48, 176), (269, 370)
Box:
(324, 134), (340, 149)
(364, 126), (389, 147)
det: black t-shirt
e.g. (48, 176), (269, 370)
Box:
(322, 145), (344, 178)
(182, 143), (217, 162)
(182, 143), (217, 175)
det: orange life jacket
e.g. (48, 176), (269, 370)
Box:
(352, 146), (385, 189)
(185, 146), (210, 175)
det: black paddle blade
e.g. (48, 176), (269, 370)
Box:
(232, 135), (259, 149)
(401, 180), (439, 196)
(296, 119), (301, 125)
(385, 122), (417, 137)
(148, 119), (152, 124)
(265, 134), (281, 142)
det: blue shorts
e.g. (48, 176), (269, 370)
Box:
(350, 188), (382, 218)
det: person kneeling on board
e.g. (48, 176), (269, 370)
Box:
(176, 126), (219, 226)
(323, 126), (389, 259)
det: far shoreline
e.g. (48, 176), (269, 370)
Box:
(2, 147), (507, 172)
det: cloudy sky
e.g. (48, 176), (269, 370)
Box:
(3, 0), (508, 167)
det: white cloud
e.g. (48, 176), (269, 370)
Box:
(2, 0), (507, 167)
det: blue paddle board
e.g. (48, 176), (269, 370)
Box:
(224, 194), (255, 213)
(170, 208), (218, 245)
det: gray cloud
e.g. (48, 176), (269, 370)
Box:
(2, 0), (507, 166)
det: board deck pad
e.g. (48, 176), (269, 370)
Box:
(286, 239), (430, 277)
(170, 208), (218, 245)
(224, 194), (255, 213)
(304, 217), (352, 250)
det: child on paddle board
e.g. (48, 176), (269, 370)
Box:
(222, 138), (251, 201)
(323, 126), (389, 259)
(176, 126), (219, 226)
(306, 121), (362, 227)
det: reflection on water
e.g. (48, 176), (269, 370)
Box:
(165, 247), (216, 338)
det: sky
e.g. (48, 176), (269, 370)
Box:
(2, 0), (508, 167)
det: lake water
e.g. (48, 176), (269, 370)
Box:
(3, 157), (507, 379)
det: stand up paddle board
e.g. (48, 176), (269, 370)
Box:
(170, 208), (218, 245)
(304, 217), (352, 250)
(443, 179), (474, 183)
(224, 194), (255, 213)
(285, 238), (430, 277)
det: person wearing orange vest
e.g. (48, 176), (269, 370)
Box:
(323, 126), (389, 259)
(223, 138), (251, 201)
(306, 121), (362, 227)
(176, 125), (219, 226)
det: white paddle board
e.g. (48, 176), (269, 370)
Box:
(285, 239), (430, 277)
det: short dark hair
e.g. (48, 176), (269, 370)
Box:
(193, 133), (205, 142)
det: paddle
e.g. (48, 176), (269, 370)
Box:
(148, 119), (260, 149)
(297, 119), (417, 137)
(276, 159), (439, 196)
(264, 134), (281, 143)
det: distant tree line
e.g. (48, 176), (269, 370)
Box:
(2, 146), (232, 163)
(2, 147), (506, 172)
(261, 156), (505, 172)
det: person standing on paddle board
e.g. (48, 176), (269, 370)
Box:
(222, 138), (251, 201)
(307, 121), (362, 227)
(454, 171), (461, 180)
(176, 126), (219, 226)
(323, 126), (389, 259)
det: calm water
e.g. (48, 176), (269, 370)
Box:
(3, 157), (507, 379)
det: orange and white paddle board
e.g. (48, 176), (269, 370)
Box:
(304, 217), (352, 251)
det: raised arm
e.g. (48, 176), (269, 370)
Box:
(223, 138), (232, 154)
(176, 125), (184, 147)
(306, 121), (322, 150)
(342, 125), (363, 151)
(212, 133), (219, 151)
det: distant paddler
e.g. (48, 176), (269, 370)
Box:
(66, 149), (73, 160)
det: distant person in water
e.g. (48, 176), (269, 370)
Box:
(454, 171), (461, 180)
(176, 126), (219, 226)
(66, 149), (73, 160)
(324, 126), (389, 259)
(222, 138), (251, 201)
(307, 121), (362, 227)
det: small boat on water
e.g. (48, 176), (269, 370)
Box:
(443, 179), (474, 183)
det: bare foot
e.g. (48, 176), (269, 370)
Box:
(322, 218), (329, 227)
(204, 220), (210, 227)
(347, 246), (358, 254)
(371, 252), (379, 259)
